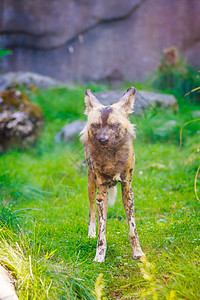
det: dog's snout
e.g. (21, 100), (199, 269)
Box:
(98, 136), (108, 145)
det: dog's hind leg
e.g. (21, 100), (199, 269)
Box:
(88, 168), (96, 238)
(121, 182), (144, 260)
(94, 185), (108, 263)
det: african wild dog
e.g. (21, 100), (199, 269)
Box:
(80, 87), (144, 263)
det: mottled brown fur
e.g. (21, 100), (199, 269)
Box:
(80, 87), (144, 262)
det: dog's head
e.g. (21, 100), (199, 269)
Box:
(82, 87), (136, 149)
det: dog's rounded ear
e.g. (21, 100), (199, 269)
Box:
(118, 87), (136, 115)
(84, 89), (100, 115)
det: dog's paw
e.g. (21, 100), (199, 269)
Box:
(93, 247), (106, 263)
(88, 232), (96, 238)
(93, 254), (105, 263)
(133, 250), (145, 261)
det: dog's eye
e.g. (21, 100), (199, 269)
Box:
(91, 123), (100, 129)
(110, 123), (120, 130)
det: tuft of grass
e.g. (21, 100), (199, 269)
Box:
(0, 203), (31, 231)
(0, 227), (95, 299)
(92, 273), (106, 300)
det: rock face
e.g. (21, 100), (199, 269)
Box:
(0, 265), (18, 300)
(96, 90), (178, 114)
(0, 72), (64, 92)
(55, 120), (86, 143)
(0, 90), (44, 152)
(0, 0), (200, 83)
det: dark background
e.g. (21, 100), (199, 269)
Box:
(0, 0), (200, 84)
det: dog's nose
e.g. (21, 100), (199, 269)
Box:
(98, 136), (108, 145)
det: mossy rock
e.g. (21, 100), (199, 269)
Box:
(0, 90), (44, 152)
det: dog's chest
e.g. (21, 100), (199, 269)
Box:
(89, 146), (130, 177)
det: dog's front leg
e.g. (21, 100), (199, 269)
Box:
(88, 168), (96, 238)
(121, 182), (144, 260)
(94, 185), (108, 263)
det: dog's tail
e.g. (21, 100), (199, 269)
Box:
(108, 186), (117, 206)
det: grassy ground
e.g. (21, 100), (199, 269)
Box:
(0, 84), (200, 299)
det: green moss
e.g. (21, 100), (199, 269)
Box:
(0, 90), (43, 119)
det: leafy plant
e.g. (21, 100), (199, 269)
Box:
(0, 48), (12, 60)
(92, 273), (106, 300)
(150, 59), (200, 102)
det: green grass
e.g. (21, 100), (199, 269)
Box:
(0, 84), (200, 299)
